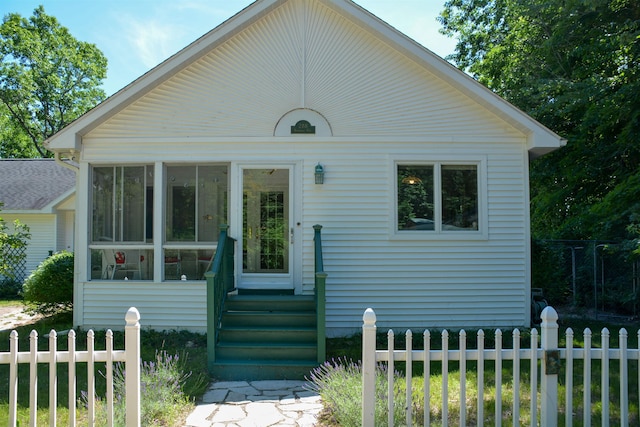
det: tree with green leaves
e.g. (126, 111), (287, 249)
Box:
(439, 0), (640, 241)
(0, 5), (107, 158)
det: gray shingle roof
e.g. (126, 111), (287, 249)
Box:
(0, 159), (76, 210)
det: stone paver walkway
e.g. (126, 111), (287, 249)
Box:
(183, 380), (323, 427)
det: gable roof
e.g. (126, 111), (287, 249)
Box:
(0, 159), (76, 212)
(45, 0), (565, 156)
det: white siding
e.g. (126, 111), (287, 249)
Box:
(3, 214), (56, 279)
(79, 282), (206, 331)
(72, 0), (535, 334)
(75, 139), (530, 333)
(56, 211), (75, 252)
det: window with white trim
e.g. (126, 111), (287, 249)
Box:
(397, 163), (479, 233)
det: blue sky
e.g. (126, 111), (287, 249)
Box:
(1, 0), (457, 96)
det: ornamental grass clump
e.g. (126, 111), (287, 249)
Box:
(306, 357), (417, 427)
(81, 350), (202, 426)
(138, 350), (195, 424)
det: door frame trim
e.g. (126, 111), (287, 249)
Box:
(230, 161), (303, 293)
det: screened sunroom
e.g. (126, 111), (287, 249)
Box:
(89, 164), (228, 281)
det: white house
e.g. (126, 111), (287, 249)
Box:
(0, 159), (76, 282)
(45, 0), (563, 345)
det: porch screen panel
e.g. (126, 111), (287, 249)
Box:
(165, 165), (228, 243)
(164, 164), (228, 280)
(121, 166), (146, 241)
(90, 165), (154, 280)
(92, 166), (152, 242)
(92, 167), (114, 241)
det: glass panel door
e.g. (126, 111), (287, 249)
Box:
(240, 167), (292, 288)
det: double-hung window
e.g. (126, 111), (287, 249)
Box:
(396, 161), (483, 237)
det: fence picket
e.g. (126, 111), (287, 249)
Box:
(530, 329), (538, 427)
(565, 328), (574, 427)
(9, 330), (18, 426)
(88, 329), (96, 426)
(68, 329), (76, 427)
(406, 330), (413, 427)
(106, 330), (114, 427)
(459, 330), (466, 427)
(512, 329), (520, 426)
(49, 330), (57, 427)
(29, 330), (37, 427)
(424, 330), (431, 427)
(388, 329), (395, 427)
(442, 330), (449, 427)
(620, 329), (628, 427)
(602, 328), (610, 427)
(477, 330), (484, 427)
(495, 329), (502, 427)
(584, 328), (592, 427)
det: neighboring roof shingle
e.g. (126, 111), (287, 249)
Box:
(0, 159), (76, 210)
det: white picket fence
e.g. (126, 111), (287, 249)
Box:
(362, 306), (640, 427)
(0, 307), (141, 427)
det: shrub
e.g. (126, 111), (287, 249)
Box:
(0, 278), (22, 299)
(22, 251), (73, 314)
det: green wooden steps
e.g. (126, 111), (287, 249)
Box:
(210, 294), (320, 380)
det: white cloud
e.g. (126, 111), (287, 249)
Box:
(122, 17), (181, 69)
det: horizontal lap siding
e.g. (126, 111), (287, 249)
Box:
(80, 282), (207, 332)
(303, 144), (529, 334)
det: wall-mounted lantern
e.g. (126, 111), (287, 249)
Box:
(315, 163), (325, 184)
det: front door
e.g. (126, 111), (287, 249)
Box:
(238, 166), (294, 289)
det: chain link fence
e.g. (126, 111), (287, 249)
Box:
(532, 240), (640, 319)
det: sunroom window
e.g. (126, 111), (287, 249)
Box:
(90, 165), (154, 280)
(164, 165), (228, 280)
(397, 163), (479, 233)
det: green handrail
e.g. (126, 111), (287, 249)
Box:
(206, 224), (236, 367)
(314, 224), (327, 363)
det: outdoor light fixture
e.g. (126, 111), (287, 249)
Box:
(315, 163), (325, 184)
